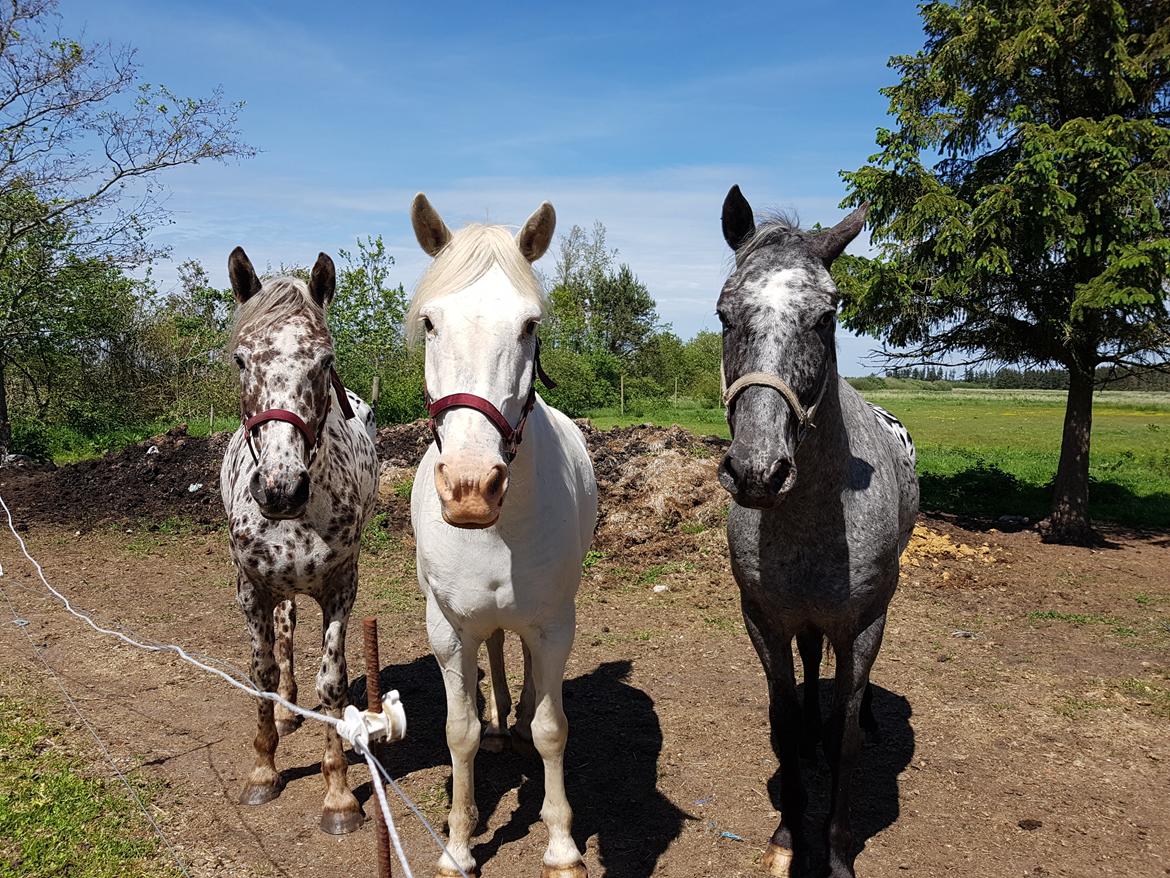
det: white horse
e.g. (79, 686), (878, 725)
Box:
(408, 193), (598, 878)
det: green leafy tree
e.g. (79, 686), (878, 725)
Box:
(139, 259), (236, 423)
(839, 0), (1170, 544)
(265, 237), (420, 424)
(0, 0), (251, 448)
(589, 264), (659, 359)
(546, 221), (660, 361)
(329, 235), (414, 414)
(0, 195), (147, 450)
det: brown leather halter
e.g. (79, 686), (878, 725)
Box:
(243, 368), (356, 463)
(425, 338), (556, 463)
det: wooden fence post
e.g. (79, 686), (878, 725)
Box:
(363, 617), (392, 878)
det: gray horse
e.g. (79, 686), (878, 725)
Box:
(715, 186), (919, 878)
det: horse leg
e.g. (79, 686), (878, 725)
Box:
(428, 598), (481, 878)
(317, 578), (364, 835)
(237, 578), (283, 804)
(824, 613), (887, 878)
(796, 631), (822, 757)
(512, 639), (537, 754)
(482, 629), (512, 752)
(525, 620), (586, 878)
(860, 682), (881, 746)
(273, 598), (301, 737)
(743, 608), (805, 877)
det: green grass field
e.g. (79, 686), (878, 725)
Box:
(589, 389), (1170, 528)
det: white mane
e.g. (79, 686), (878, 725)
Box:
(406, 223), (545, 345)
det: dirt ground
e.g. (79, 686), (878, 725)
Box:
(1, 424), (1168, 878)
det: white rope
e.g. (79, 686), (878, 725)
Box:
(361, 749), (414, 878)
(0, 493), (468, 878)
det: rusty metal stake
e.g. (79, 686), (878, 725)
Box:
(363, 616), (392, 878)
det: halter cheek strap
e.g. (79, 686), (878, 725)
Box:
(243, 367), (356, 464)
(721, 362), (827, 445)
(425, 337), (556, 463)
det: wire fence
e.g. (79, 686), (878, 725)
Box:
(0, 492), (466, 878)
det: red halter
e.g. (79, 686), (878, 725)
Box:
(425, 338), (556, 463)
(243, 368), (356, 463)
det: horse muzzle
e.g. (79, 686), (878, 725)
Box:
(434, 459), (509, 529)
(718, 446), (797, 509)
(249, 468), (311, 520)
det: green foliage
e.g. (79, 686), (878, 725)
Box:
(838, 0), (1170, 539)
(840, 0), (1170, 368)
(538, 347), (617, 417)
(545, 222), (659, 360)
(329, 235), (417, 418)
(0, 697), (176, 877)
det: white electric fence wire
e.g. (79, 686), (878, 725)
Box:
(0, 582), (194, 878)
(0, 493), (468, 878)
(362, 750), (415, 878)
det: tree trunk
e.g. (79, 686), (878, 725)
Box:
(1041, 363), (1096, 545)
(0, 358), (8, 456)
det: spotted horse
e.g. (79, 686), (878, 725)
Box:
(220, 247), (379, 834)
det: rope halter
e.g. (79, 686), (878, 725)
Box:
(721, 362), (827, 446)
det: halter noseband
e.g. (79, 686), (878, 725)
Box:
(244, 368), (356, 464)
(425, 338), (556, 463)
(721, 363), (828, 446)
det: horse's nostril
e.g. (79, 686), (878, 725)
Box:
(768, 459), (794, 495)
(483, 464), (508, 502)
(290, 470), (310, 507)
(248, 470), (266, 505)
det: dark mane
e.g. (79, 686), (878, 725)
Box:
(735, 209), (816, 262)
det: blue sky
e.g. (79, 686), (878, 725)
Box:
(63, 0), (926, 375)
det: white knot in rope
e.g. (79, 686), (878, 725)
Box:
(337, 690), (407, 749)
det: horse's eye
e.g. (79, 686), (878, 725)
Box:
(816, 311), (835, 330)
(423, 316), (435, 334)
(322, 355), (335, 373)
(233, 353), (246, 369)
(524, 320), (537, 336)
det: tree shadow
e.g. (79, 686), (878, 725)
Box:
(919, 464), (1170, 535)
(766, 682), (914, 875)
(351, 656), (689, 877)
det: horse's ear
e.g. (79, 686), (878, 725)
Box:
(516, 201), (556, 262)
(309, 252), (336, 308)
(722, 185), (755, 252)
(809, 203), (868, 265)
(411, 192), (452, 257)
(228, 246), (261, 304)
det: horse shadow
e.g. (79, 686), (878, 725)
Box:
(767, 681), (914, 874)
(350, 656), (689, 878)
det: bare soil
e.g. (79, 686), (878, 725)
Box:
(1, 425), (1168, 878)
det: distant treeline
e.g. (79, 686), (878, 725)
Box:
(850, 366), (1170, 391)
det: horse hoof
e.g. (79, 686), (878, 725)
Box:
(239, 777), (284, 805)
(436, 866), (476, 878)
(479, 730), (507, 753)
(275, 717), (302, 738)
(541, 863), (587, 878)
(320, 807), (365, 835)
(761, 843), (793, 877)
